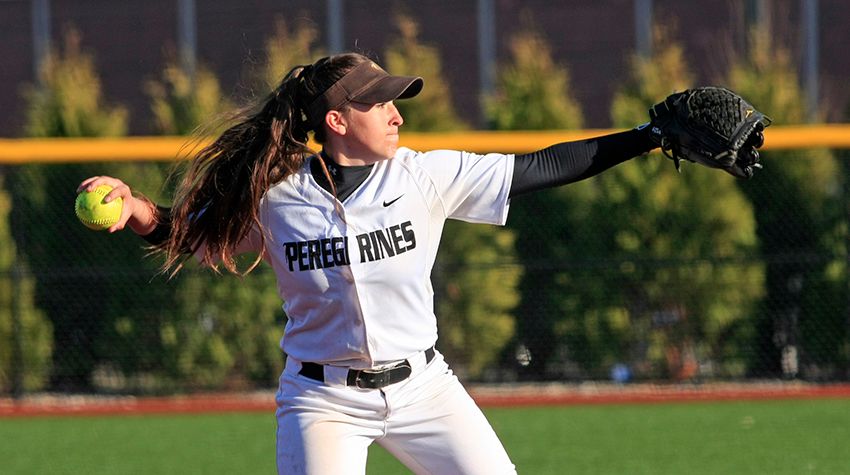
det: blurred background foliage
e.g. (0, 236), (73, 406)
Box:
(484, 18), (583, 132)
(728, 26), (846, 378)
(146, 57), (233, 137)
(385, 13), (468, 133)
(489, 20), (587, 379)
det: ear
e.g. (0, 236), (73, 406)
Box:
(324, 110), (347, 136)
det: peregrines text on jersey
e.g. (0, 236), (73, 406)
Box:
(283, 220), (416, 272)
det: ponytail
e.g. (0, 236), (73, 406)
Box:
(157, 54), (367, 276)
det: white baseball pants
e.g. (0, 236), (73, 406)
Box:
(275, 349), (517, 475)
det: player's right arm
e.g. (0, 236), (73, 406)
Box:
(77, 175), (263, 264)
(77, 176), (159, 235)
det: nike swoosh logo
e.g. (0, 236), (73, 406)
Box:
(383, 195), (404, 207)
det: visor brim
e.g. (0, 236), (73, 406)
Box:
(351, 75), (423, 104)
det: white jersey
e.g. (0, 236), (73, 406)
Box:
(257, 146), (514, 368)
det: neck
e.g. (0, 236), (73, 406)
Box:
(321, 146), (368, 167)
(319, 150), (372, 171)
(322, 138), (395, 167)
(311, 152), (375, 202)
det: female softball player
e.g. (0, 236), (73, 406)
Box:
(79, 52), (671, 474)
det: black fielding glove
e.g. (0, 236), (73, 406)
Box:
(648, 86), (772, 179)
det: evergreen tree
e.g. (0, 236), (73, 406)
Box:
(385, 14), (467, 131)
(597, 28), (763, 380)
(23, 28), (127, 137)
(728, 28), (845, 378)
(146, 54), (233, 136)
(484, 26), (582, 130)
(15, 27), (140, 390)
(133, 24), (322, 389)
(260, 17), (324, 92)
(487, 24), (585, 378)
(137, 16), (327, 390)
(385, 14), (517, 378)
(0, 174), (52, 393)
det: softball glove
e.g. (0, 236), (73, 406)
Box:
(648, 86), (772, 179)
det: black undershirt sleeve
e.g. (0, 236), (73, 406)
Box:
(140, 206), (172, 246)
(509, 127), (657, 198)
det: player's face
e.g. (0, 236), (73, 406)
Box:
(337, 101), (404, 165)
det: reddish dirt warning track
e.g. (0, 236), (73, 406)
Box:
(3, 383), (850, 417)
(468, 382), (850, 407)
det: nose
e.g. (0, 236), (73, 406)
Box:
(388, 102), (403, 127)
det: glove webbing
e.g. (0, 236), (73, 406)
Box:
(688, 88), (745, 140)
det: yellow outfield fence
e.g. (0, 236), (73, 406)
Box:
(1, 124), (849, 164)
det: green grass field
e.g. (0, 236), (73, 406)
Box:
(2, 399), (849, 474)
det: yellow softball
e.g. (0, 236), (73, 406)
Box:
(75, 185), (123, 231)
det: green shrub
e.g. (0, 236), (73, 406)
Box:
(585, 28), (764, 380)
(385, 13), (467, 131)
(383, 13), (516, 377)
(13, 26), (132, 392)
(728, 28), (845, 378)
(23, 28), (127, 137)
(259, 17), (324, 92)
(146, 55), (233, 135)
(489, 23), (586, 377)
(0, 175), (53, 393)
(484, 24), (582, 130)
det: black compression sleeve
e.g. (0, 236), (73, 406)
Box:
(509, 127), (657, 197)
(140, 206), (172, 246)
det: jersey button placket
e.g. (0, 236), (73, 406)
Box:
(344, 248), (373, 363)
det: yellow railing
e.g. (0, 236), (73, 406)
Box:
(1, 125), (849, 164)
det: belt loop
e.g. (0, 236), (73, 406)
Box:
(425, 346), (435, 364)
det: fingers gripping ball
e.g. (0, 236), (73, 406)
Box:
(75, 185), (123, 230)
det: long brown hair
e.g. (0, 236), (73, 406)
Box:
(158, 53), (370, 276)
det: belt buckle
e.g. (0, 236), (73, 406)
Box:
(350, 362), (412, 389)
(356, 368), (389, 389)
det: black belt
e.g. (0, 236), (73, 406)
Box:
(298, 347), (436, 389)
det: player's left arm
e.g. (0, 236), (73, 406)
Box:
(510, 127), (657, 197)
